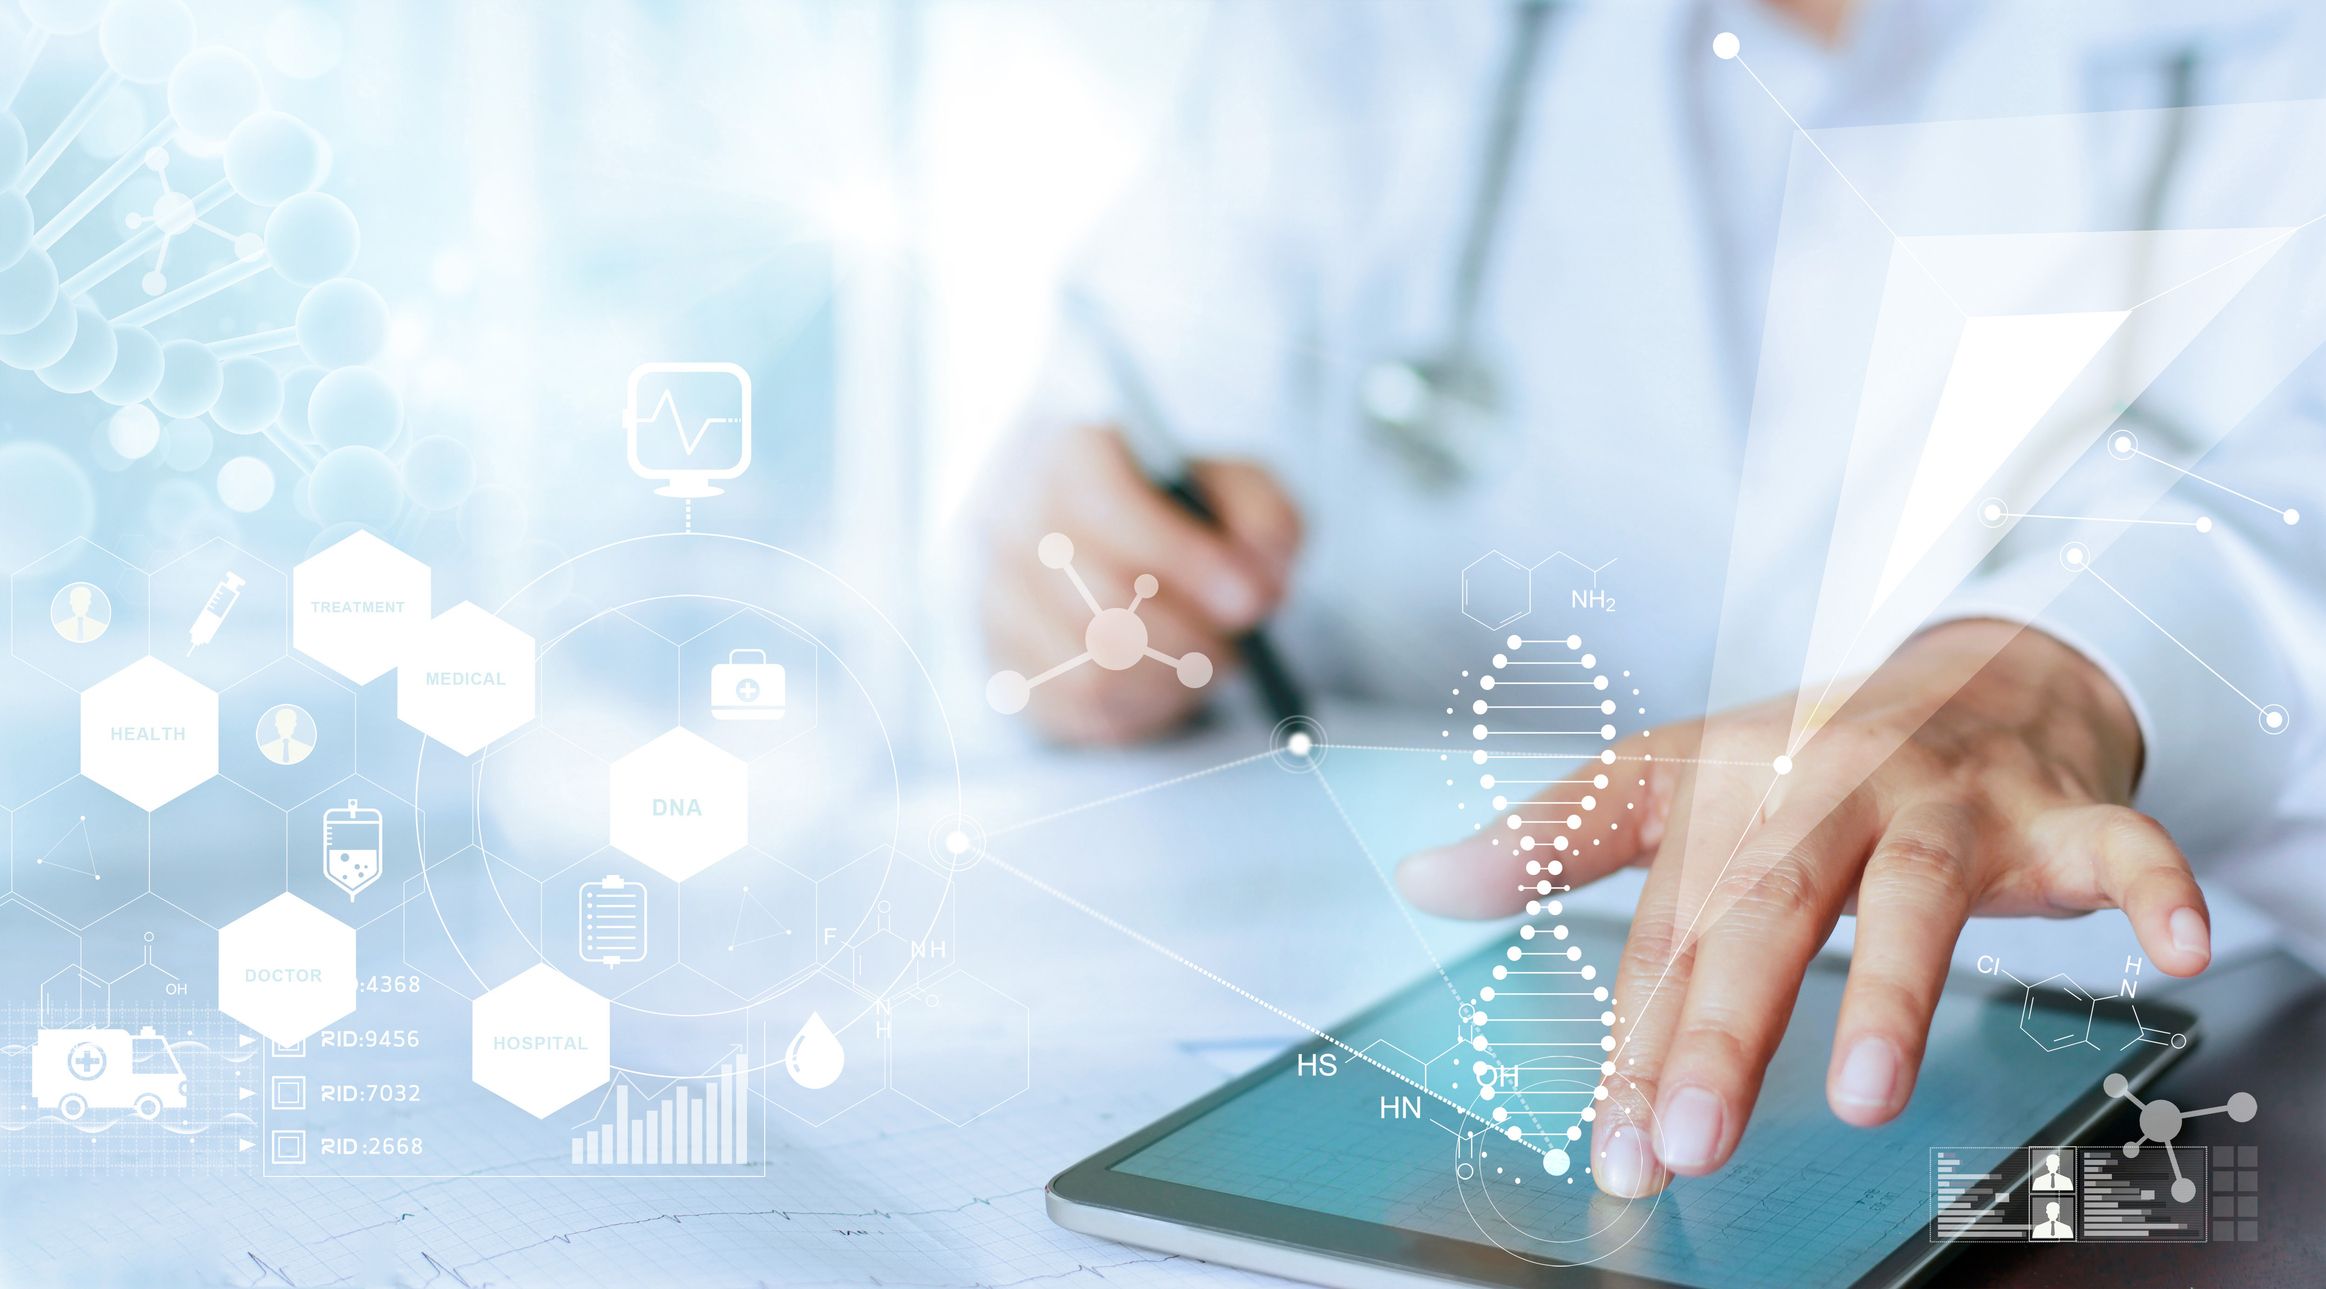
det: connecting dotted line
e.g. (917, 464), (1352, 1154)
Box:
(985, 751), (1279, 838)
(975, 847), (1528, 1151)
(1313, 766), (1464, 1004)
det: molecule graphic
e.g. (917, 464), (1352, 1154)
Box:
(2102, 1071), (2257, 1203)
(985, 532), (1212, 714)
(1, 0), (460, 534)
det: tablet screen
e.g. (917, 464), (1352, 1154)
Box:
(1109, 923), (2179, 1288)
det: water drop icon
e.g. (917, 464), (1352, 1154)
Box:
(785, 1010), (846, 1089)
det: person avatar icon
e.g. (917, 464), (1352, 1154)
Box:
(50, 582), (111, 644)
(2033, 1151), (2074, 1192)
(2033, 1200), (2074, 1240)
(257, 704), (317, 766)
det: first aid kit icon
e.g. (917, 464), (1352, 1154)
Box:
(710, 649), (785, 722)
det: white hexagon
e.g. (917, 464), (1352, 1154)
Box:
(218, 893), (357, 1045)
(292, 530), (431, 684)
(1460, 551), (1532, 631)
(472, 963), (610, 1118)
(609, 728), (747, 881)
(80, 656), (219, 810)
(395, 602), (538, 755)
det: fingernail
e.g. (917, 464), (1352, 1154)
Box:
(1596, 1124), (1653, 1196)
(1201, 573), (1259, 624)
(2169, 907), (2209, 959)
(1834, 1037), (1898, 1110)
(1653, 1086), (1725, 1172)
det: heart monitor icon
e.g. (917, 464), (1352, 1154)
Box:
(625, 362), (754, 499)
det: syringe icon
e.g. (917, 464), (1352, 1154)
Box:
(189, 571), (246, 652)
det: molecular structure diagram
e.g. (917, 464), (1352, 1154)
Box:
(1976, 955), (2186, 1053)
(985, 532), (1212, 714)
(2, 0), (462, 534)
(2102, 1071), (2257, 1203)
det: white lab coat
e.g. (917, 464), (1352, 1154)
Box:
(1037, 0), (2326, 955)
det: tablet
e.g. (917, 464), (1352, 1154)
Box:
(1050, 915), (2194, 1288)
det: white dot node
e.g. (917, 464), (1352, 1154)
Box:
(1599, 749), (1615, 764)
(2195, 516), (2214, 533)
(944, 829), (969, 855)
(1493, 653), (1509, 669)
(1601, 699), (1617, 715)
(1493, 795), (1510, 811)
(1580, 795), (1597, 811)
(1599, 1035), (1615, 1051)
(1772, 754), (1793, 775)
(1536, 879), (1553, 895)
(1520, 925), (1536, 940)
(1479, 1085), (1496, 1101)
(1566, 813), (1583, 829)
(1601, 1061), (1615, 1075)
(1480, 774), (1497, 789)
(1479, 987), (1496, 1002)
(1548, 860), (1563, 875)
(1473, 1035), (1491, 1051)
(1593, 675), (1609, 690)
(1581, 965), (1597, 980)
(1551, 835), (1569, 852)
(1580, 654), (1596, 669)
(1553, 925), (1569, 940)
(1593, 986), (1608, 1001)
(1980, 501), (2003, 523)
(1565, 634), (1582, 649)
(1475, 724), (1491, 741)
(1525, 900), (1542, 915)
(1600, 1010), (1616, 1025)
(2061, 541), (2089, 571)
(2285, 508), (2302, 525)
(1507, 634), (1524, 650)
(1473, 750), (1489, 765)
(1492, 965), (1508, 979)
(1473, 699), (1490, 716)
(1507, 947), (1523, 961)
(1506, 1126), (1523, 1141)
(1544, 900), (1561, 915)
(1581, 1106), (1596, 1122)
(1493, 1106), (1509, 1122)
(1520, 835), (1536, 851)
(1566, 1126), (1582, 1141)
(1525, 861), (1541, 876)
(1712, 30), (1740, 58)
(1505, 814), (1522, 830)
(1565, 946), (1582, 962)
(1480, 675), (1497, 690)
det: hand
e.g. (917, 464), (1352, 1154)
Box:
(980, 425), (1301, 744)
(1396, 619), (2211, 1195)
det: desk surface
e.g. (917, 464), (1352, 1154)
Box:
(1960, 948), (2325, 1286)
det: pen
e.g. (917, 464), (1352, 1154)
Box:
(1065, 291), (1313, 730)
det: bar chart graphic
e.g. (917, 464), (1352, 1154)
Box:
(571, 1058), (752, 1168)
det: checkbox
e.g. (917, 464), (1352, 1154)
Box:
(271, 1129), (307, 1165)
(270, 1075), (307, 1111)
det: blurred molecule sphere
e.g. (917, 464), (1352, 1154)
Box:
(402, 434), (477, 510)
(0, 293), (78, 368)
(0, 191), (31, 264)
(0, 442), (95, 568)
(310, 444), (403, 530)
(36, 301), (116, 391)
(211, 356), (285, 433)
(215, 454), (277, 512)
(265, 193), (359, 285)
(296, 277), (389, 367)
(100, 0), (195, 83)
(151, 337), (223, 417)
(309, 365), (402, 449)
(225, 111), (329, 205)
(21, 0), (106, 35)
(278, 366), (324, 439)
(167, 47), (265, 150)
(108, 404), (162, 460)
(161, 416), (214, 471)
(0, 249), (59, 332)
(96, 326), (162, 404)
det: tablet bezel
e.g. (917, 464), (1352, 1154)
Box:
(1048, 936), (2196, 1289)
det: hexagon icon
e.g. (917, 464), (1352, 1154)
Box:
(609, 728), (747, 881)
(1460, 551), (1531, 631)
(395, 602), (538, 755)
(292, 530), (431, 684)
(218, 893), (358, 1045)
(472, 963), (610, 1118)
(80, 657), (219, 810)
(888, 970), (1030, 1125)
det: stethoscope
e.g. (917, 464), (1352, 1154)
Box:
(1358, 1), (2203, 489)
(1358, 0), (1562, 490)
